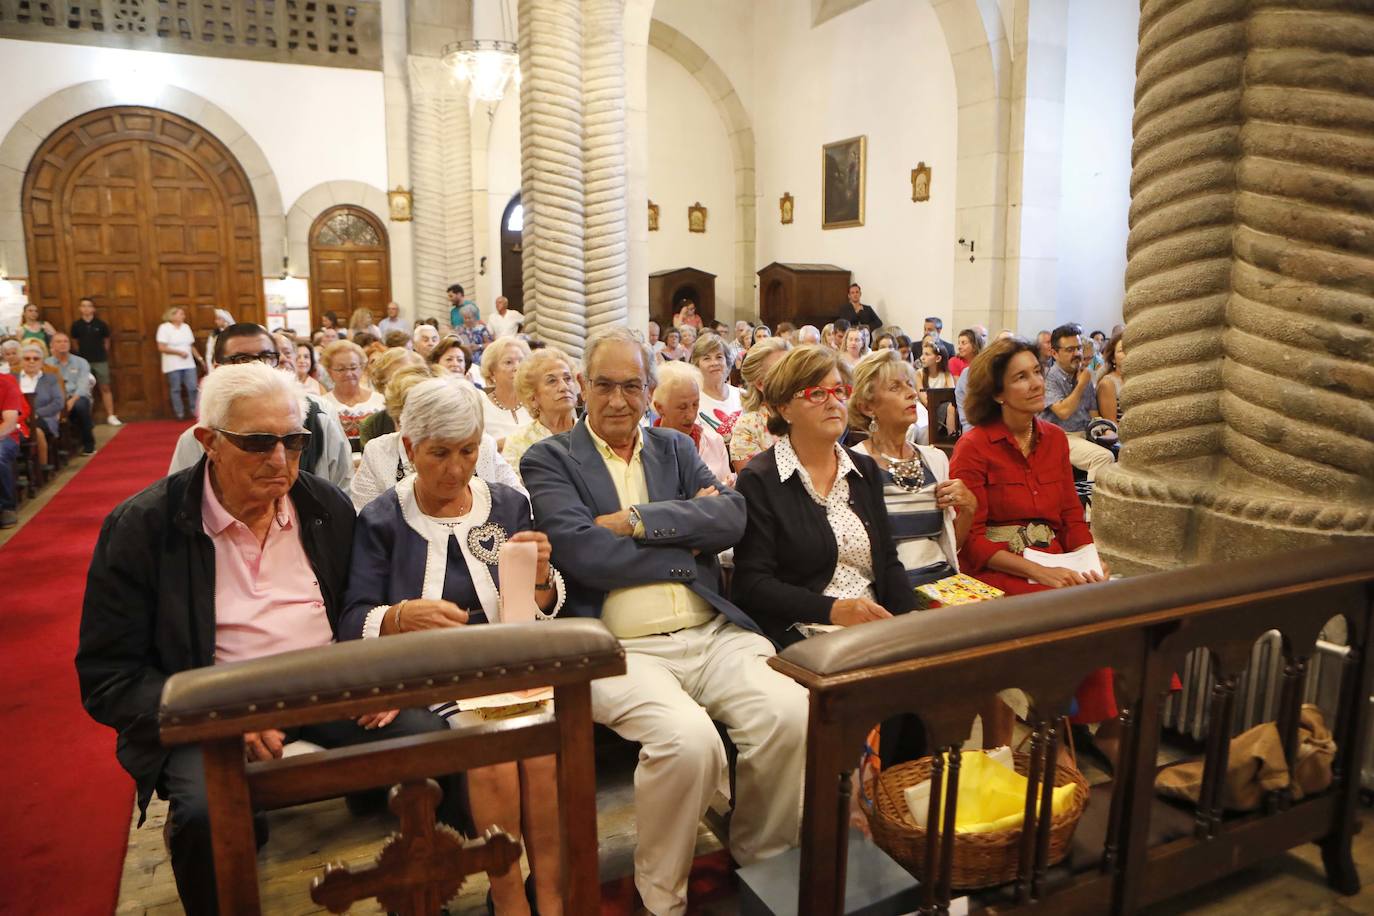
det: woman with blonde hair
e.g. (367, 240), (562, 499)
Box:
(503, 346), (578, 477)
(351, 367), (522, 511)
(359, 347), (426, 446)
(479, 336), (533, 450)
(348, 306), (381, 339)
(155, 306), (201, 419)
(728, 337), (789, 472)
(322, 339), (385, 450)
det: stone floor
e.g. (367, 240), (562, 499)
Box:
(113, 730), (1374, 916)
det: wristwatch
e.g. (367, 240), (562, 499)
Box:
(627, 505), (643, 535)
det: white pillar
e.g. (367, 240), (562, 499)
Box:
(582, 0), (629, 336)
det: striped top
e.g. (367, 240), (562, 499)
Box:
(854, 439), (959, 584)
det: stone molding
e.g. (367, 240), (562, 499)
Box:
(285, 180), (392, 277)
(0, 79), (284, 278)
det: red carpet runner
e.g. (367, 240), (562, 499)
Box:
(0, 420), (190, 916)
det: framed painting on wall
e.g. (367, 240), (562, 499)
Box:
(822, 135), (866, 229)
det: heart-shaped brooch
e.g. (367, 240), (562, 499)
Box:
(467, 523), (507, 565)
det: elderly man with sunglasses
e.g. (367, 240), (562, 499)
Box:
(77, 362), (452, 916)
(166, 323), (353, 491)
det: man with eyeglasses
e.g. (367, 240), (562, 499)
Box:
(521, 326), (807, 916)
(1041, 322), (1114, 482)
(78, 362), (453, 915)
(166, 323), (353, 491)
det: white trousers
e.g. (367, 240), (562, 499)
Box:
(1065, 430), (1115, 482)
(591, 615), (808, 916)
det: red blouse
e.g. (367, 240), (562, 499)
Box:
(949, 418), (1093, 574)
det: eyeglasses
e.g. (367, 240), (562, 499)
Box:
(590, 378), (647, 399)
(221, 351), (281, 367)
(796, 384), (853, 405)
(329, 363), (363, 374)
(215, 428), (312, 453)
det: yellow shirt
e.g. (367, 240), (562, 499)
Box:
(589, 425), (716, 639)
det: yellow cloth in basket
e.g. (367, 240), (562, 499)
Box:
(905, 749), (1077, 834)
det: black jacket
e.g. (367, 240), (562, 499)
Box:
(840, 303), (883, 332)
(732, 444), (917, 647)
(75, 457), (355, 812)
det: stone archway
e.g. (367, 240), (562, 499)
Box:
(286, 180), (392, 277)
(623, 0), (1012, 330)
(0, 80), (284, 279)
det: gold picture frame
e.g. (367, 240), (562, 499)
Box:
(388, 186), (413, 222)
(911, 162), (932, 202)
(822, 135), (866, 229)
(780, 192), (794, 225)
(688, 201), (707, 233)
(648, 200), (660, 232)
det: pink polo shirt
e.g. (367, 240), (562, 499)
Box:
(202, 466), (335, 665)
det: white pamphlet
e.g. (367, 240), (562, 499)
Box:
(1022, 544), (1104, 583)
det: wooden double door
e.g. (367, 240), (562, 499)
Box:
(22, 106), (263, 420)
(309, 206), (390, 330)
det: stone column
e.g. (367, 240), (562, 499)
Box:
(409, 56), (476, 326)
(582, 0), (629, 337)
(518, 0), (587, 356)
(1093, 0), (1374, 573)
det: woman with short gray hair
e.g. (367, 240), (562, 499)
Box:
(340, 375), (565, 916)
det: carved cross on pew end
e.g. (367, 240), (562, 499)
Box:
(311, 778), (524, 916)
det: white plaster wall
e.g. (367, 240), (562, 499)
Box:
(646, 45), (737, 317)
(1055, 0), (1138, 334)
(649, 0), (756, 127)
(751, 0), (958, 334)
(0, 38), (388, 217)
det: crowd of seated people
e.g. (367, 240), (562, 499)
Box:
(73, 287), (1136, 914)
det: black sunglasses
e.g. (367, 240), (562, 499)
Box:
(215, 428), (312, 453)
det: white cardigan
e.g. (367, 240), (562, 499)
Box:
(350, 430), (526, 512)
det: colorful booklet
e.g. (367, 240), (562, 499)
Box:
(915, 573), (1005, 607)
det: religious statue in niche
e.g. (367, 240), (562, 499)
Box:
(688, 202), (707, 233)
(648, 200), (660, 232)
(822, 135), (866, 229)
(780, 192), (794, 224)
(388, 186), (413, 222)
(911, 162), (932, 202)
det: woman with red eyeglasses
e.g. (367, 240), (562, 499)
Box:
(732, 345), (917, 649)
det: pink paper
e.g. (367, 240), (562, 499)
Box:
(497, 539), (540, 623)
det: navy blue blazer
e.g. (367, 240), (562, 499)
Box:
(520, 420), (759, 634)
(338, 482), (534, 640)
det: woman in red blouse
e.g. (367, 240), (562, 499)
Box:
(950, 337), (1116, 734)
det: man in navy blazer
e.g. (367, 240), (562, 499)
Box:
(522, 327), (806, 916)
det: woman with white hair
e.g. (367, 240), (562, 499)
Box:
(652, 361), (733, 484)
(340, 377), (564, 916)
(205, 309), (234, 368)
(17, 341), (62, 468)
(479, 336), (533, 451)
(502, 346), (578, 477)
(351, 368), (523, 511)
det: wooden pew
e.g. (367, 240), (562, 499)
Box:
(160, 619), (626, 916)
(770, 543), (1374, 915)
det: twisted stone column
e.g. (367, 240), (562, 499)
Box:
(409, 56), (475, 325)
(582, 0), (629, 337)
(1094, 0), (1374, 573)
(518, 0), (586, 356)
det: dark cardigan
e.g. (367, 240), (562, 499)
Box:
(732, 443), (917, 647)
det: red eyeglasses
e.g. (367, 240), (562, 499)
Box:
(795, 384), (853, 405)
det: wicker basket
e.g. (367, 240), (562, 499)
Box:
(862, 751), (1090, 890)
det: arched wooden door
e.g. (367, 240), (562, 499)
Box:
(23, 107), (263, 420)
(500, 194), (524, 313)
(308, 206), (390, 330)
